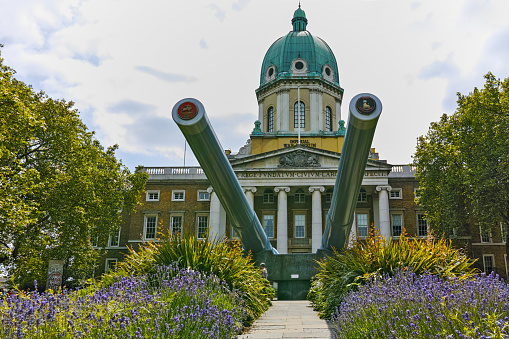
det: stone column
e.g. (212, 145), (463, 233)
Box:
(309, 186), (325, 252)
(258, 101), (263, 130)
(277, 89), (290, 131)
(376, 185), (392, 241)
(207, 187), (226, 240)
(335, 99), (341, 130)
(243, 187), (257, 209)
(347, 212), (357, 248)
(275, 186), (290, 254)
(310, 88), (319, 131)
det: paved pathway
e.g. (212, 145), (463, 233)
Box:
(237, 300), (335, 339)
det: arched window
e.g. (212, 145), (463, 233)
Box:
(325, 106), (332, 131)
(267, 107), (274, 132)
(294, 101), (305, 129)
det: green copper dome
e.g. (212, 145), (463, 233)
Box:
(260, 6), (340, 87)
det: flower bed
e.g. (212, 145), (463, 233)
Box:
(331, 270), (509, 338)
(1, 266), (243, 338)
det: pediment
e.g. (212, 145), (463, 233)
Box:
(230, 145), (391, 172)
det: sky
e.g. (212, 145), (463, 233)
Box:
(1, 0), (509, 171)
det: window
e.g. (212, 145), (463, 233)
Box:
(146, 190), (160, 201)
(172, 190), (185, 201)
(268, 107), (274, 132)
(483, 255), (495, 274)
(414, 188), (422, 200)
(325, 106), (332, 131)
(325, 189), (333, 203)
(197, 190), (210, 201)
(294, 101), (305, 129)
(263, 189), (275, 203)
(391, 214), (403, 237)
(417, 213), (428, 237)
(294, 214), (305, 238)
(263, 214), (274, 238)
(105, 258), (117, 272)
(144, 215), (158, 240)
(231, 226), (239, 239)
(295, 189), (305, 203)
(390, 188), (402, 199)
(171, 215), (183, 235)
(91, 234), (98, 247)
(108, 228), (121, 247)
(357, 188), (367, 202)
(357, 213), (368, 237)
(480, 226), (492, 243)
(197, 215), (209, 239)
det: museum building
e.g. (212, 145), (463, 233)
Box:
(97, 6), (508, 279)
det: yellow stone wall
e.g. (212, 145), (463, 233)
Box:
(251, 135), (344, 154)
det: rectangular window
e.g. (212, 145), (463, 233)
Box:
(172, 190), (185, 201)
(231, 226), (238, 239)
(357, 190), (367, 202)
(144, 215), (157, 240)
(171, 215), (183, 236)
(197, 191), (210, 201)
(325, 192), (332, 203)
(357, 213), (368, 237)
(263, 214), (274, 238)
(108, 228), (121, 247)
(414, 188), (422, 199)
(483, 255), (495, 274)
(391, 214), (403, 237)
(389, 188), (402, 199)
(417, 213), (428, 237)
(197, 215), (209, 239)
(295, 190), (305, 203)
(146, 190), (160, 201)
(105, 258), (117, 272)
(263, 192), (275, 203)
(294, 214), (305, 238)
(480, 226), (492, 243)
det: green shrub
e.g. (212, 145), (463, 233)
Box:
(101, 233), (273, 326)
(308, 231), (478, 319)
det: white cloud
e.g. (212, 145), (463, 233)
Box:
(1, 0), (509, 169)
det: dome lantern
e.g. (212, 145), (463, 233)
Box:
(292, 4), (308, 31)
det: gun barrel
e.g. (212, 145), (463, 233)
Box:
(172, 98), (274, 254)
(321, 93), (382, 252)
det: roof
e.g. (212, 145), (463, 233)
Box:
(259, 6), (340, 87)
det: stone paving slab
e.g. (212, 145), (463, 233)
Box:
(237, 300), (335, 339)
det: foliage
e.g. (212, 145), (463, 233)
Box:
(308, 231), (478, 319)
(331, 270), (509, 339)
(0, 265), (243, 338)
(0, 46), (148, 288)
(413, 72), (509, 239)
(101, 233), (274, 326)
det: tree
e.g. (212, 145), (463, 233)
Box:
(0, 47), (148, 288)
(413, 73), (509, 246)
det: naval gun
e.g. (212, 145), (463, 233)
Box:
(172, 93), (381, 299)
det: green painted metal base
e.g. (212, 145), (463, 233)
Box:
(254, 250), (331, 300)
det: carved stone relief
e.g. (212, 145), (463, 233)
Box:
(278, 150), (321, 168)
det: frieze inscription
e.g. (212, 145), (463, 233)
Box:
(236, 170), (388, 179)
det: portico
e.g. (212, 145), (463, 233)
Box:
(205, 146), (392, 254)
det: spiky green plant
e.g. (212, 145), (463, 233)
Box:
(308, 230), (479, 319)
(101, 232), (274, 326)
